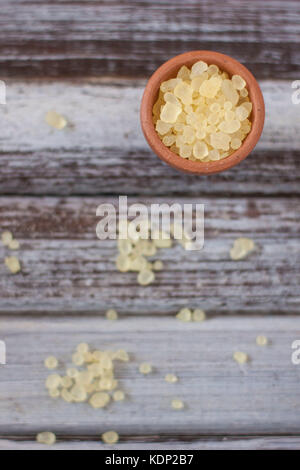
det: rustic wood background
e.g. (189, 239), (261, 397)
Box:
(0, 0), (300, 450)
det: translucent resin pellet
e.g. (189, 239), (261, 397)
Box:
(5, 256), (21, 274)
(161, 102), (182, 123)
(45, 111), (67, 130)
(233, 351), (249, 364)
(1, 231), (13, 246)
(137, 269), (155, 286)
(230, 237), (255, 260)
(176, 308), (192, 322)
(36, 432), (56, 446)
(139, 362), (152, 374)
(192, 309), (206, 322)
(9, 239), (20, 250)
(256, 335), (268, 346)
(113, 390), (125, 401)
(44, 356), (58, 370)
(106, 309), (118, 320)
(165, 373), (178, 383)
(102, 431), (119, 445)
(171, 399), (184, 410)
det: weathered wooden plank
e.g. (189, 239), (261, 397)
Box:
(0, 196), (299, 314)
(0, 80), (299, 196)
(0, 1), (299, 78)
(1, 316), (300, 435)
(1, 436), (300, 450)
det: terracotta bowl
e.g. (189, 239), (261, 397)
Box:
(140, 51), (265, 175)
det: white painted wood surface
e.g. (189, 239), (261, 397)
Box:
(0, 80), (297, 152)
(0, 316), (300, 437)
(0, 196), (299, 314)
(0, 80), (299, 196)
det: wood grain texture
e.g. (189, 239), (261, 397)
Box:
(0, 1), (299, 79)
(1, 437), (300, 450)
(0, 1), (299, 447)
(0, 196), (299, 315)
(0, 80), (299, 196)
(1, 316), (300, 436)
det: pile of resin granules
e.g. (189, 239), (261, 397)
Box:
(44, 334), (186, 413)
(153, 61), (252, 162)
(45, 343), (129, 407)
(116, 220), (191, 286)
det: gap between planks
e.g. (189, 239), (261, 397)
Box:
(0, 196), (299, 315)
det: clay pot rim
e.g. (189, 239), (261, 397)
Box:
(140, 50), (265, 175)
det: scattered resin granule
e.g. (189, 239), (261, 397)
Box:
(72, 351), (85, 366)
(153, 61), (253, 162)
(106, 309), (118, 320)
(230, 237), (255, 260)
(1, 231), (13, 246)
(176, 307), (192, 322)
(45, 110), (67, 130)
(66, 367), (79, 378)
(46, 373), (62, 389)
(233, 351), (249, 364)
(113, 390), (125, 401)
(44, 356), (58, 370)
(8, 239), (20, 250)
(36, 432), (56, 446)
(89, 392), (110, 408)
(5, 256), (21, 274)
(256, 335), (268, 346)
(139, 362), (152, 375)
(171, 398), (184, 410)
(176, 307), (206, 322)
(1, 231), (20, 250)
(153, 260), (163, 271)
(113, 349), (130, 362)
(115, 218), (192, 286)
(102, 431), (119, 445)
(165, 373), (178, 383)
